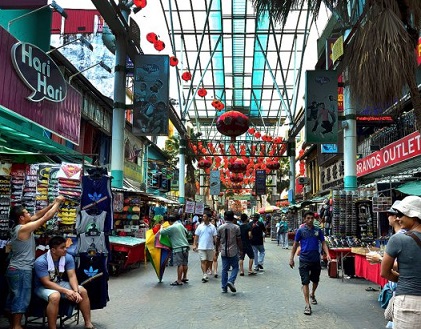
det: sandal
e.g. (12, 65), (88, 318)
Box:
(304, 306), (312, 315)
(170, 281), (183, 286)
(248, 271), (257, 275)
(239, 272), (244, 276)
(365, 287), (378, 292)
(182, 279), (189, 283)
(310, 295), (318, 305)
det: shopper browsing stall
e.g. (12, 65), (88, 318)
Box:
(5, 195), (65, 329)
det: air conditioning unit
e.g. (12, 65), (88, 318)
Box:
(297, 177), (310, 185)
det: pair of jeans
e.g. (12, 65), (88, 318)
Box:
(221, 255), (239, 290)
(5, 267), (32, 313)
(252, 245), (265, 267)
(279, 232), (288, 248)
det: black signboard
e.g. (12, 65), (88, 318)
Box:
(255, 170), (266, 196)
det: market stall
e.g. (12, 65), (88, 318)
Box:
(352, 247), (387, 287)
(108, 236), (146, 275)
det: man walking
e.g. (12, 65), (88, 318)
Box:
(239, 213), (256, 276)
(160, 215), (190, 286)
(289, 211), (331, 315)
(192, 212), (217, 283)
(250, 213), (265, 271)
(216, 211), (242, 293)
(277, 216), (289, 249)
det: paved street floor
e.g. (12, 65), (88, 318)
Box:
(1, 239), (387, 329)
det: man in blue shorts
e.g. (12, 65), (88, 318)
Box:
(289, 211), (331, 315)
(34, 236), (95, 329)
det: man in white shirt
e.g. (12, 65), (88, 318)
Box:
(192, 212), (217, 282)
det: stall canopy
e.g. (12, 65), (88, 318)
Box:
(396, 181), (421, 196)
(150, 195), (179, 205)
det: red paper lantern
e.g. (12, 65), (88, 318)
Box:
(169, 56), (179, 67)
(266, 161), (281, 170)
(228, 158), (247, 173)
(230, 173), (244, 183)
(198, 158), (212, 169)
(198, 88), (207, 97)
(248, 127), (255, 134)
(182, 71), (192, 81)
(216, 101), (225, 111)
(216, 111), (249, 140)
(211, 99), (221, 109)
(154, 40), (165, 51)
(134, 0), (147, 8)
(146, 32), (158, 43)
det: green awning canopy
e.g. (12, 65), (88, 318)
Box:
(396, 181), (421, 196)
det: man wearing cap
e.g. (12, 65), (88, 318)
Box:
(250, 213), (266, 271)
(216, 210), (242, 293)
(289, 211), (331, 315)
(381, 196), (421, 328)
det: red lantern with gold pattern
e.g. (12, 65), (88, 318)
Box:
(216, 111), (249, 141)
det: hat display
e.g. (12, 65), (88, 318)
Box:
(387, 200), (401, 215)
(393, 196), (421, 220)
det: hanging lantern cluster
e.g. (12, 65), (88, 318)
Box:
(230, 173), (244, 183)
(266, 159), (281, 170)
(216, 110), (249, 141)
(146, 32), (165, 51)
(197, 158), (212, 169)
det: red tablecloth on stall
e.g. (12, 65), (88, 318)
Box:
(354, 254), (387, 287)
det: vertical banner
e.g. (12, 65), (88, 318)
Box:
(195, 202), (204, 215)
(305, 70), (338, 144)
(255, 169), (266, 196)
(185, 201), (195, 214)
(133, 55), (169, 136)
(209, 170), (220, 195)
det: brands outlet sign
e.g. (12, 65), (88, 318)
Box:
(357, 131), (421, 177)
(11, 42), (67, 102)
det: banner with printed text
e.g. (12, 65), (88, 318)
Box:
(185, 200), (195, 214)
(210, 170), (220, 195)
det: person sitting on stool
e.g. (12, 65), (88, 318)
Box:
(34, 236), (95, 329)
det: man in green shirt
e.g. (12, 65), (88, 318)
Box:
(161, 215), (190, 286)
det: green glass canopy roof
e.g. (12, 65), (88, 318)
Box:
(158, 0), (315, 140)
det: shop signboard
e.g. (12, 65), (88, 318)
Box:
(0, 27), (81, 144)
(357, 131), (421, 177)
(305, 70), (338, 144)
(133, 55), (169, 136)
(0, 0), (46, 8)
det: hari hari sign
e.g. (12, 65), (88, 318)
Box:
(11, 42), (67, 102)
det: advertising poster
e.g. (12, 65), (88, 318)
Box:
(185, 200), (195, 214)
(209, 170), (220, 195)
(194, 202), (204, 215)
(133, 55), (169, 136)
(305, 70), (338, 144)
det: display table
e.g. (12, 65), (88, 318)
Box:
(328, 248), (352, 281)
(109, 236), (146, 275)
(354, 254), (387, 287)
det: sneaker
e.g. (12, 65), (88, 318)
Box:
(310, 295), (318, 305)
(254, 267), (260, 272)
(258, 264), (264, 270)
(222, 288), (228, 293)
(227, 282), (236, 293)
(202, 274), (209, 283)
(304, 305), (312, 315)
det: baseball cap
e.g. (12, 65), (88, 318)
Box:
(393, 196), (421, 220)
(386, 200), (401, 215)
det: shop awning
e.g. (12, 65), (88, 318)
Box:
(396, 181), (421, 196)
(150, 195), (179, 205)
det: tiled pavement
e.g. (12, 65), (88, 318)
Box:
(1, 239), (387, 329)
